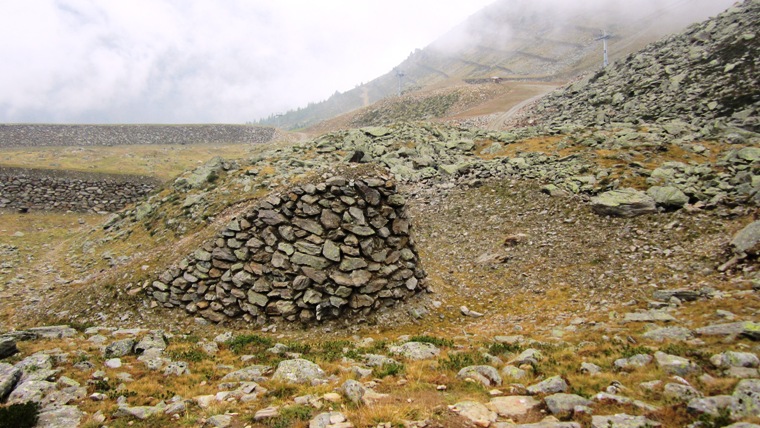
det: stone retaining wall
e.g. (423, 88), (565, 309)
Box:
(0, 167), (159, 212)
(0, 124), (275, 148)
(149, 174), (426, 324)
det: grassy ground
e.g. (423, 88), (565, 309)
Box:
(0, 144), (256, 181)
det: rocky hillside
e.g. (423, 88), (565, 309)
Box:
(257, 0), (735, 130)
(523, 1), (759, 134)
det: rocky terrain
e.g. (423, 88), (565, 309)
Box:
(0, 124), (275, 148)
(521, 1), (759, 134)
(0, 1), (759, 428)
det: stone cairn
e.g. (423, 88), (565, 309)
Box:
(149, 174), (426, 324)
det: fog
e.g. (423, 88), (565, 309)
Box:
(0, 0), (738, 124)
(0, 0), (493, 124)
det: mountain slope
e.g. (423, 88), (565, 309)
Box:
(257, 0), (736, 131)
(523, 0), (760, 133)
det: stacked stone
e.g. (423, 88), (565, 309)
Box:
(149, 174), (426, 324)
(0, 168), (157, 212)
(0, 124), (275, 148)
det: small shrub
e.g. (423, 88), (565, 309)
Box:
(285, 341), (312, 355)
(167, 348), (208, 363)
(261, 404), (314, 427)
(373, 362), (405, 378)
(0, 402), (40, 428)
(620, 344), (651, 359)
(226, 334), (274, 354)
(409, 335), (453, 348)
(439, 352), (488, 372)
(697, 407), (733, 428)
(266, 384), (298, 399)
(319, 340), (353, 361)
(487, 342), (522, 355)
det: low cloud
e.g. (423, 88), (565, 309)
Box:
(0, 0), (493, 124)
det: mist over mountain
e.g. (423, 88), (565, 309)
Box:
(258, 0), (735, 130)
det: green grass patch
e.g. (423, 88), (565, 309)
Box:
(226, 334), (274, 354)
(373, 362), (405, 378)
(409, 335), (454, 348)
(259, 405), (314, 428)
(487, 342), (522, 355)
(439, 352), (488, 372)
(0, 402), (39, 428)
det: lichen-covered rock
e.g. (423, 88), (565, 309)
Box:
(654, 351), (700, 376)
(389, 342), (440, 360)
(544, 393), (592, 418)
(591, 189), (657, 217)
(527, 376), (568, 395)
(0, 363), (21, 400)
(272, 359), (326, 384)
(488, 395), (540, 419)
(731, 221), (760, 256)
(591, 414), (661, 428)
(451, 401), (497, 426)
(647, 186), (689, 209)
(456, 365), (502, 387)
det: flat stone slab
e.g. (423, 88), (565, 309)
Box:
(272, 359), (326, 384)
(591, 189), (657, 218)
(488, 395), (540, 419)
(623, 310), (677, 323)
(695, 322), (748, 336)
(591, 414), (661, 428)
(389, 342), (440, 360)
(451, 401), (497, 426)
(544, 393), (592, 418)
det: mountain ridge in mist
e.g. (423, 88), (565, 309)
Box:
(257, 0), (736, 130)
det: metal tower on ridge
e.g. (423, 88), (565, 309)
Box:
(595, 30), (611, 68)
(395, 69), (405, 96)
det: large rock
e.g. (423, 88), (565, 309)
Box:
(221, 365), (272, 382)
(710, 351), (760, 369)
(544, 393), (592, 418)
(590, 189), (657, 217)
(451, 401), (497, 426)
(591, 414), (661, 427)
(104, 338), (136, 358)
(646, 186), (689, 209)
(25, 325), (77, 339)
(0, 363), (21, 400)
(488, 395), (540, 419)
(731, 221), (760, 256)
(389, 342), (440, 360)
(37, 405), (85, 428)
(527, 376), (568, 395)
(733, 379), (760, 420)
(134, 331), (168, 353)
(456, 365), (502, 387)
(654, 351), (700, 376)
(0, 337), (18, 359)
(642, 327), (693, 342)
(7, 380), (56, 404)
(272, 359), (326, 384)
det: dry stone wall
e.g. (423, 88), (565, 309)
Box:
(149, 174), (426, 324)
(0, 167), (158, 212)
(0, 124), (275, 148)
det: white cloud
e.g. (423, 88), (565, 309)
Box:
(0, 0), (494, 123)
(0, 0), (736, 124)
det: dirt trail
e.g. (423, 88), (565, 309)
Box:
(485, 84), (557, 129)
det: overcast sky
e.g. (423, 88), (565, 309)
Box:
(0, 0), (495, 124)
